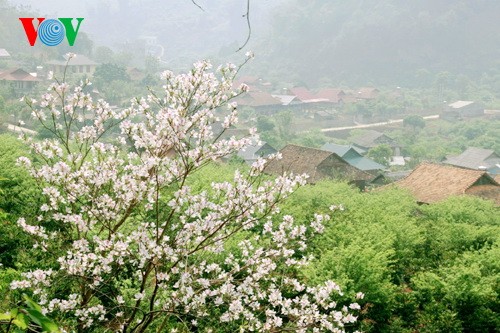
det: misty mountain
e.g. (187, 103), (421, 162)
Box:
(256, 0), (500, 86)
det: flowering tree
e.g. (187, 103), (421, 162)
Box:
(10, 55), (361, 332)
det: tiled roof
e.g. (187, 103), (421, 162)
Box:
(444, 147), (499, 170)
(393, 163), (499, 204)
(236, 91), (282, 107)
(289, 87), (317, 102)
(0, 68), (41, 82)
(351, 130), (396, 149)
(315, 88), (345, 103)
(356, 87), (379, 99)
(265, 144), (372, 184)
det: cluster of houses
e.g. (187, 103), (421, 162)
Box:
(0, 51), (147, 96)
(0, 51), (99, 95)
(233, 75), (381, 118)
(235, 133), (499, 205)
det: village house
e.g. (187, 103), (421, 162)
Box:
(264, 144), (373, 187)
(391, 163), (499, 205)
(0, 68), (41, 93)
(350, 130), (402, 156)
(235, 91), (283, 114)
(233, 76), (273, 93)
(288, 87), (319, 103)
(356, 87), (379, 100)
(46, 54), (99, 76)
(441, 101), (484, 121)
(315, 88), (346, 105)
(237, 140), (277, 164)
(444, 147), (499, 174)
(321, 142), (385, 174)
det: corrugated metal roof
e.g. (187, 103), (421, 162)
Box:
(444, 147), (499, 170)
(448, 100), (474, 109)
(345, 156), (385, 171)
(321, 143), (365, 156)
(0, 48), (10, 57)
(271, 94), (297, 106)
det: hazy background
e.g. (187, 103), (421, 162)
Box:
(3, 0), (500, 88)
(6, 0), (282, 64)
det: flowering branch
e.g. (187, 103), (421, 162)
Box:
(12, 56), (359, 332)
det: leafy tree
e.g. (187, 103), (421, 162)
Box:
(403, 115), (425, 131)
(93, 63), (130, 86)
(367, 144), (393, 166)
(256, 116), (275, 132)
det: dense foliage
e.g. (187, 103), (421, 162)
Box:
(1, 131), (499, 332)
(1, 60), (363, 333)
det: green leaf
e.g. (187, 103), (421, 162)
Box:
(23, 294), (43, 312)
(26, 309), (60, 333)
(0, 312), (12, 321)
(12, 313), (28, 329)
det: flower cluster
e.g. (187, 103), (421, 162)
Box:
(13, 60), (360, 332)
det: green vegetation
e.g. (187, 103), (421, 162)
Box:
(0, 142), (498, 332)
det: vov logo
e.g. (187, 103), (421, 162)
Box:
(19, 18), (84, 46)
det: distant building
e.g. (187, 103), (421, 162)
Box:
(356, 87), (379, 100)
(46, 54), (99, 76)
(350, 130), (401, 156)
(288, 87), (318, 103)
(0, 48), (10, 58)
(126, 67), (146, 81)
(315, 88), (346, 105)
(441, 101), (484, 121)
(271, 94), (297, 106)
(391, 163), (499, 205)
(389, 156), (406, 166)
(321, 143), (385, 174)
(265, 144), (373, 187)
(236, 91), (283, 114)
(0, 68), (41, 92)
(444, 147), (500, 174)
(237, 140), (277, 164)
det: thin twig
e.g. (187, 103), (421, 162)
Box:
(236, 0), (251, 52)
(191, 0), (204, 11)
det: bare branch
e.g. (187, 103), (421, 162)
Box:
(236, 0), (251, 52)
(191, 0), (205, 11)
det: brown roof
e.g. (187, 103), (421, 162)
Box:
(0, 68), (41, 82)
(236, 91), (282, 107)
(465, 185), (500, 205)
(393, 163), (499, 204)
(356, 87), (379, 100)
(315, 88), (346, 103)
(289, 87), (317, 102)
(265, 144), (372, 184)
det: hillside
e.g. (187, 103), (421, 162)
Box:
(256, 0), (500, 86)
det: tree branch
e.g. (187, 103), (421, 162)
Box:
(191, 0), (204, 11)
(236, 0), (251, 52)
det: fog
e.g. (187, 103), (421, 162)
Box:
(8, 0), (282, 65)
